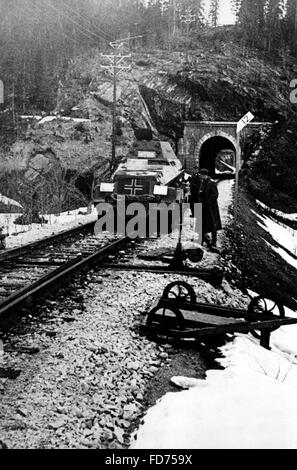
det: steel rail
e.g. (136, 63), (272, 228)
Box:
(0, 235), (129, 322)
(100, 263), (224, 284)
(0, 221), (96, 263)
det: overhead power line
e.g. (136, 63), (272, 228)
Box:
(3, 1), (80, 49)
(43, 0), (108, 44)
(61, 1), (113, 42)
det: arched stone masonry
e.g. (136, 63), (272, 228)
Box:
(180, 121), (270, 173)
(194, 130), (238, 169)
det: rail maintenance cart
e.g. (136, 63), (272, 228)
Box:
(141, 281), (297, 350)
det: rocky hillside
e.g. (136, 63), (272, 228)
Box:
(1, 38), (296, 209)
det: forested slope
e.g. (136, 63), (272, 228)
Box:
(1, 0), (297, 216)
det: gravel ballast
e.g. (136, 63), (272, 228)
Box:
(0, 263), (250, 449)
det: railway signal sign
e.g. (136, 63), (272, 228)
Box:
(236, 111), (255, 134)
(0, 80), (4, 104)
(235, 112), (255, 220)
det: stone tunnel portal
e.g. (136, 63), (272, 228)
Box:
(181, 121), (271, 175)
(199, 136), (236, 177)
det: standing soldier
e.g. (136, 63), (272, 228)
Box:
(0, 227), (6, 250)
(189, 166), (201, 217)
(198, 169), (222, 248)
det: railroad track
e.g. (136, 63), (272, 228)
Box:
(0, 222), (130, 323)
(102, 240), (224, 285)
(0, 221), (95, 262)
(0, 217), (223, 324)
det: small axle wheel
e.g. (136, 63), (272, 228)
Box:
(247, 296), (285, 340)
(146, 305), (185, 332)
(162, 281), (196, 304)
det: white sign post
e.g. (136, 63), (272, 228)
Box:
(235, 112), (255, 219)
(0, 81), (3, 104)
(236, 111), (254, 134)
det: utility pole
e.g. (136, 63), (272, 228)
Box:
(159, 0), (170, 49)
(172, 0), (177, 35)
(160, 0), (169, 16)
(101, 44), (131, 171)
(295, 0), (297, 37)
(180, 8), (196, 63)
(0, 80), (4, 105)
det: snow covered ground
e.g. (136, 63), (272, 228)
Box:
(131, 316), (297, 449)
(252, 207), (297, 270)
(20, 115), (91, 125)
(256, 200), (297, 223)
(0, 206), (98, 249)
(253, 210), (297, 258)
(218, 179), (234, 226)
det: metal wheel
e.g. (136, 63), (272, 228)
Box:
(146, 305), (185, 333)
(247, 296), (285, 340)
(186, 248), (204, 263)
(162, 281), (196, 304)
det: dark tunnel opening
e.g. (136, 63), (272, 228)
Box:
(199, 136), (236, 178)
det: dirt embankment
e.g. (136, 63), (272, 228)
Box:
(223, 187), (297, 311)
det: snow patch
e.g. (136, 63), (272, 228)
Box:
(256, 200), (297, 222)
(132, 332), (297, 449)
(252, 210), (297, 257)
(36, 116), (91, 125)
(264, 240), (297, 270)
(1, 206), (97, 247)
(0, 194), (23, 209)
(132, 285), (297, 450)
(170, 377), (202, 389)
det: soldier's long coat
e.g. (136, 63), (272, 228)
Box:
(199, 178), (222, 234)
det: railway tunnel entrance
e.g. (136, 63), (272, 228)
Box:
(199, 136), (236, 178)
(179, 120), (270, 223)
(180, 121), (271, 176)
